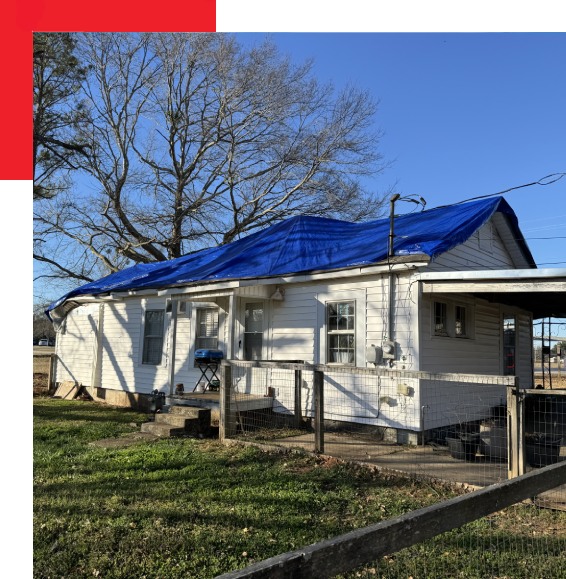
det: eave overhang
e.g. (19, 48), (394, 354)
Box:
(419, 269), (566, 319)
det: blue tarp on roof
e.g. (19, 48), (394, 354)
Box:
(46, 196), (532, 318)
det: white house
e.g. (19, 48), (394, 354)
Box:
(47, 196), (566, 435)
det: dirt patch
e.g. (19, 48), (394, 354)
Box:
(534, 374), (566, 390)
(33, 373), (49, 397)
(89, 431), (159, 448)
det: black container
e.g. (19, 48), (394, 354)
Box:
(525, 436), (562, 468)
(447, 434), (480, 461)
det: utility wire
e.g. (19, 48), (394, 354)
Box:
(435, 172), (566, 208)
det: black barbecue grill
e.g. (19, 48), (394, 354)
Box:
(193, 349), (223, 392)
(194, 349), (224, 364)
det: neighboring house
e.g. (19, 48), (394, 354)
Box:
(47, 197), (566, 434)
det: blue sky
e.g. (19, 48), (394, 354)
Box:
(236, 32), (566, 269)
(32, 32), (566, 323)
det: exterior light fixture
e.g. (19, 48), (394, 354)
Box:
(270, 286), (285, 301)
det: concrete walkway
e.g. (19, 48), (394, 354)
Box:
(260, 432), (565, 510)
(271, 433), (509, 488)
(267, 432), (566, 495)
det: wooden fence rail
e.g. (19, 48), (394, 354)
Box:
(215, 461), (566, 579)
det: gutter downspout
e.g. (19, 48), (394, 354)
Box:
(90, 304), (104, 391)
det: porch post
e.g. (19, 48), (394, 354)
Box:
(227, 294), (236, 359)
(314, 370), (324, 453)
(168, 303), (178, 396)
(507, 377), (525, 479)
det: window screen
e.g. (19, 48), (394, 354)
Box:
(196, 308), (219, 350)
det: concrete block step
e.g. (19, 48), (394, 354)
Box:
(154, 413), (192, 427)
(170, 406), (212, 421)
(140, 422), (186, 437)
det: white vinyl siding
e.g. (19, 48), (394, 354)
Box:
(99, 299), (171, 394)
(428, 223), (515, 271)
(270, 287), (317, 362)
(420, 296), (532, 386)
(55, 304), (99, 385)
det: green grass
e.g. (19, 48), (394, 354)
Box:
(34, 398), (565, 578)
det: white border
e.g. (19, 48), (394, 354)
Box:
(216, 1), (563, 33)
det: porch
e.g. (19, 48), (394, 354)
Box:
(167, 391), (275, 425)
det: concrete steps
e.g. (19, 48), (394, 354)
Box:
(140, 421), (186, 437)
(140, 406), (212, 438)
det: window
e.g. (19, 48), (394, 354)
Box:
(434, 302), (448, 336)
(244, 302), (264, 360)
(142, 309), (165, 365)
(327, 301), (355, 364)
(455, 305), (467, 337)
(503, 315), (516, 376)
(195, 308), (219, 350)
(432, 301), (473, 339)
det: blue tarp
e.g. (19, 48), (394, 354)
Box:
(46, 196), (532, 319)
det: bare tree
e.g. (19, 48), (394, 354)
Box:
(34, 33), (161, 289)
(34, 32), (390, 290)
(33, 33), (89, 200)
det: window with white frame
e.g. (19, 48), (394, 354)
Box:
(432, 300), (473, 339)
(433, 301), (448, 336)
(142, 309), (165, 365)
(327, 301), (355, 364)
(455, 305), (467, 337)
(195, 307), (219, 350)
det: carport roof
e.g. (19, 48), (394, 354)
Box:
(419, 269), (566, 319)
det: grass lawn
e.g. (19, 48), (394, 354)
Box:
(34, 398), (565, 578)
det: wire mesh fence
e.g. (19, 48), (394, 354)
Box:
(220, 361), (566, 577)
(225, 363), (522, 486)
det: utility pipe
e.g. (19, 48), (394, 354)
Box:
(388, 193), (401, 258)
(387, 194), (400, 346)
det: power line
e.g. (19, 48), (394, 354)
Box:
(435, 172), (566, 208)
(526, 236), (566, 240)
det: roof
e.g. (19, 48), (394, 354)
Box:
(419, 269), (566, 319)
(47, 196), (534, 320)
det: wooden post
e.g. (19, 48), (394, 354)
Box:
(220, 363), (234, 441)
(314, 370), (324, 454)
(168, 303), (178, 396)
(294, 368), (303, 428)
(47, 354), (56, 394)
(507, 377), (525, 479)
